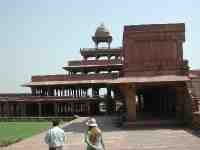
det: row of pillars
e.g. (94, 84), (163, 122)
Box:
(0, 102), (97, 117)
(67, 70), (120, 75)
(31, 86), (116, 98)
(32, 87), (89, 97)
(0, 103), (26, 116)
(83, 55), (122, 61)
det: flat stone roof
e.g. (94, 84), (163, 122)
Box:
(23, 75), (189, 87)
(112, 75), (189, 83)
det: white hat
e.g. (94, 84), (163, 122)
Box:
(86, 118), (98, 127)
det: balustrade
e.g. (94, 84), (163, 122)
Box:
(68, 59), (123, 66)
(80, 47), (122, 52)
(32, 73), (119, 82)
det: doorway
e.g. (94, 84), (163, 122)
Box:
(136, 86), (177, 120)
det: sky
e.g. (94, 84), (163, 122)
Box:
(0, 0), (199, 93)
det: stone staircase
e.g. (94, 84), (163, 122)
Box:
(187, 80), (200, 129)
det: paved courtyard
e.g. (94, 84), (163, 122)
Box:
(1, 116), (200, 150)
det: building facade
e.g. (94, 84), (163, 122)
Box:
(0, 23), (200, 126)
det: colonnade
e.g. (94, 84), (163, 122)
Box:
(0, 101), (98, 117)
(32, 87), (89, 97)
(31, 86), (118, 99)
(68, 70), (120, 76)
(83, 55), (122, 61)
(68, 50), (123, 75)
(0, 85), (123, 117)
(0, 102), (25, 116)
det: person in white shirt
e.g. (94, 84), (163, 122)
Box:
(45, 120), (65, 150)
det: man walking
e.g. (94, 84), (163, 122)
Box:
(45, 120), (65, 150)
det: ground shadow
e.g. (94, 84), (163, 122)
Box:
(62, 119), (88, 133)
(62, 116), (124, 133)
(184, 128), (200, 138)
(61, 116), (189, 133)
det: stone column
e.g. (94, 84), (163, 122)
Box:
(119, 83), (137, 123)
(107, 86), (114, 114)
(31, 87), (36, 96)
(68, 88), (71, 97)
(68, 89), (70, 97)
(76, 89), (79, 98)
(54, 103), (58, 116)
(92, 87), (99, 98)
(72, 88), (75, 98)
(55, 89), (57, 96)
(20, 103), (26, 116)
(87, 102), (90, 115)
(38, 103), (42, 117)
(74, 89), (77, 98)
(2, 103), (5, 116)
(7, 102), (11, 116)
(61, 87), (65, 96)
(85, 88), (88, 97)
(138, 94), (142, 112)
(92, 87), (95, 98)
(71, 103), (74, 115)
(176, 85), (193, 123)
(48, 87), (54, 96)
(175, 86), (185, 120)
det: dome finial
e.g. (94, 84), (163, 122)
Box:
(100, 22), (105, 27)
(92, 23), (112, 49)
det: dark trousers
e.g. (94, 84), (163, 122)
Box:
(49, 146), (63, 150)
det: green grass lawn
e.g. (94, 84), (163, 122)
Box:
(0, 122), (51, 147)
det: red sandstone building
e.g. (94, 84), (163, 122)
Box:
(0, 23), (200, 127)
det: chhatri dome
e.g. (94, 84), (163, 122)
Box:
(95, 23), (111, 37)
(92, 23), (113, 48)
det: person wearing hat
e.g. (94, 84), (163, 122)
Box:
(84, 118), (105, 150)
